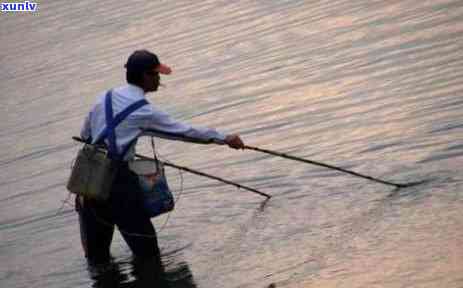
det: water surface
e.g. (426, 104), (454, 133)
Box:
(1, 1), (463, 287)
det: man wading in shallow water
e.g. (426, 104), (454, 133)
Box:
(77, 49), (245, 265)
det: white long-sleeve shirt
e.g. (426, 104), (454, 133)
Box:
(80, 84), (226, 160)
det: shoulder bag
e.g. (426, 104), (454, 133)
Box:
(66, 90), (148, 201)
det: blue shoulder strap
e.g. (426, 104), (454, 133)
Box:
(95, 90), (148, 159)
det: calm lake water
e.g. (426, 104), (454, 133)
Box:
(1, 1), (463, 287)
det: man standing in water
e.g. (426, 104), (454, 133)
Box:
(77, 49), (245, 264)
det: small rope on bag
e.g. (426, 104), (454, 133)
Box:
(150, 137), (185, 233)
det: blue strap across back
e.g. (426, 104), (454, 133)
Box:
(95, 90), (148, 160)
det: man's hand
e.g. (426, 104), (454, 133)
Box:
(224, 134), (245, 149)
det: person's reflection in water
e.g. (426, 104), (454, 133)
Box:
(88, 255), (197, 288)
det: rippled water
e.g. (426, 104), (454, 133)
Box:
(1, 1), (463, 287)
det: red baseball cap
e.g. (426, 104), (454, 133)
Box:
(125, 50), (172, 75)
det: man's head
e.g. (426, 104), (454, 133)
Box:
(125, 50), (172, 92)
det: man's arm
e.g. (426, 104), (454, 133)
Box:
(80, 111), (93, 142)
(138, 105), (244, 149)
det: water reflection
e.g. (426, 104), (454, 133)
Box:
(2, 0), (463, 287)
(88, 256), (197, 288)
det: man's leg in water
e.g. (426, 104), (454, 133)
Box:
(111, 167), (162, 261)
(77, 196), (115, 264)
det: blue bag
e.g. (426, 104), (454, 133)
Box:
(129, 158), (175, 218)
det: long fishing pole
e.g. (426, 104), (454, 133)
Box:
(244, 145), (409, 188)
(135, 154), (271, 199)
(71, 137), (271, 198)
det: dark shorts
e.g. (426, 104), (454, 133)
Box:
(76, 163), (160, 264)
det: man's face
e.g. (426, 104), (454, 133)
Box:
(142, 70), (160, 92)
